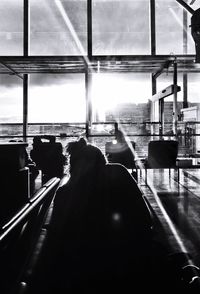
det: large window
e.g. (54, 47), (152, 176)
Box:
(91, 73), (151, 122)
(28, 74), (86, 123)
(30, 0), (87, 55)
(188, 73), (200, 105)
(0, 0), (197, 56)
(92, 0), (150, 55)
(156, 0), (191, 54)
(0, 0), (23, 55)
(0, 75), (23, 137)
(0, 75), (23, 123)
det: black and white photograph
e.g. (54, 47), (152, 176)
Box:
(0, 0), (200, 293)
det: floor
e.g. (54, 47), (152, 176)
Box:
(137, 168), (200, 267)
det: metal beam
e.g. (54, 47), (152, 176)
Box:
(0, 55), (198, 74)
(0, 55), (195, 62)
(85, 68), (92, 138)
(152, 60), (174, 79)
(150, 0), (156, 55)
(87, 0), (92, 58)
(23, 74), (28, 141)
(183, 5), (188, 108)
(23, 0), (29, 56)
(150, 84), (181, 102)
(0, 61), (23, 80)
(173, 60), (178, 136)
(176, 0), (194, 15)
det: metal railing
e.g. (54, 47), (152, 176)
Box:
(0, 177), (60, 294)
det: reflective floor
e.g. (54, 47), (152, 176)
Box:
(138, 168), (200, 266)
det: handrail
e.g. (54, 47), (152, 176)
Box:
(0, 177), (60, 244)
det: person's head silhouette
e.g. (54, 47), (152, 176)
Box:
(67, 137), (106, 175)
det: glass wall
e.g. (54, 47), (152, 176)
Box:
(0, 0), (23, 55)
(0, 0), (198, 157)
(188, 73), (200, 105)
(0, 75), (23, 139)
(90, 72), (152, 155)
(30, 0), (87, 55)
(0, 0), (197, 56)
(91, 73), (151, 122)
(92, 0), (150, 55)
(28, 74), (86, 123)
(0, 75), (23, 123)
(156, 0), (188, 54)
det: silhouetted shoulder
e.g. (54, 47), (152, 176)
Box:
(103, 163), (153, 232)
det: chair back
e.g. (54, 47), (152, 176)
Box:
(105, 141), (136, 169)
(30, 142), (65, 179)
(147, 140), (178, 168)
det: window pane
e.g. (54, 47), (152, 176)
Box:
(28, 74), (86, 123)
(30, 0), (87, 55)
(0, 75), (23, 123)
(0, 75), (23, 137)
(188, 73), (200, 104)
(0, 0), (23, 55)
(91, 73), (152, 157)
(91, 73), (151, 125)
(156, 0), (185, 54)
(93, 0), (150, 55)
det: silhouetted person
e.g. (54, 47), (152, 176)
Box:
(28, 137), (154, 293)
(30, 137), (43, 169)
(9, 139), (39, 194)
(106, 129), (137, 180)
(115, 129), (126, 143)
(30, 136), (66, 183)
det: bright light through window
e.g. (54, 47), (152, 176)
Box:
(91, 73), (151, 121)
(29, 74), (86, 123)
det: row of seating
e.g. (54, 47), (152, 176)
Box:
(0, 177), (60, 294)
(106, 139), (179, 182)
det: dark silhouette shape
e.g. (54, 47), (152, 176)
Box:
(30, 136), (66, 183)
(144, 140), (179, 184)
(15, 140), (39, 191)
(191, 8), (200, 63)
(27, 138), (155, 293)
(0, 142), (30, 226)
(146, 140), (178, 168)
(105, 129), (137, 179)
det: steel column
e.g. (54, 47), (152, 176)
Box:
(173, 60), (178, 136)
(23, 0), (30, 141)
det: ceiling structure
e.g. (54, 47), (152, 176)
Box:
(0, 1), (199, 77)
(0, 54), (199, 77)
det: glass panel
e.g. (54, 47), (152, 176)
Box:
(0, 75), (23, 138)
(177, 73), (200, 156)
(0, 0), (23, 55)
(30, 0), (87, 55)
(93, 0), (150, 55)
(188, 73), (200, 105)
(28, 74), (86, 124)
(91, 73), (151, 122)
(90, 73), (152, 157)
(156, 0), (185, 54)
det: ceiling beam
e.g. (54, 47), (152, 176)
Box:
(176, 0), (194, 15)
(150, 85), (181, 102)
